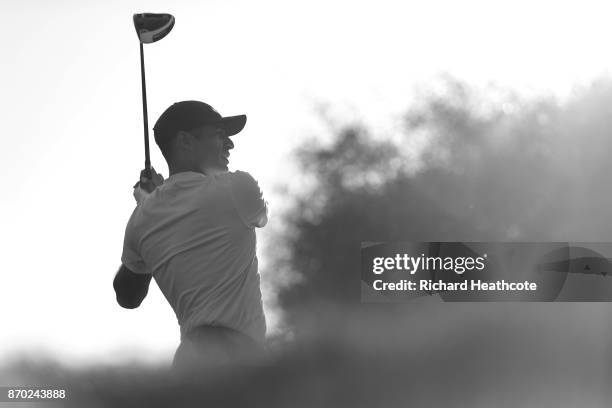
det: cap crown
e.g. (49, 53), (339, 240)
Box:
(153, 101), (222, 147)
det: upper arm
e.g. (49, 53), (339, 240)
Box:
(121, 208), (147, 274)
(113, 264), (152, 309)
(229, 171), (269, 228)
(116, 208), (151, 308)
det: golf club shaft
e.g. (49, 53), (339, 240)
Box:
(139, 41), (151, 178)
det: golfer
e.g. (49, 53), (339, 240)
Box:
(113, 100), (268, 370)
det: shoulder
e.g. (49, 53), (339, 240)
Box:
(125, 192), (157, 235)
(221, 171), (268, 227)
(221, 171), (266, 203)
(124, 204), (144, 237)
(218, 171), (261, 189)
(222, 170), (257, 182)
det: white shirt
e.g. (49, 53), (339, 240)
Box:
(121, 171), (268, 344)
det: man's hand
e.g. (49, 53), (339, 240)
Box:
(133, 167), (164, 204)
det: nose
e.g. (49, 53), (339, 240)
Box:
(224, 136), (234, 150)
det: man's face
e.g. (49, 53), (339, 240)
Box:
(189, 125), (234, 172)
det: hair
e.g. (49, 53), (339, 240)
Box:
(154, 129), (177, 163)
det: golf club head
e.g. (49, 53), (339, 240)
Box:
(133, 13), (175, 44)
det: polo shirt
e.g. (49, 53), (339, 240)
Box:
(121, 170), (268, 343)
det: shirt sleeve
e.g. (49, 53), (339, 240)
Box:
(228, 171), (269, 228)
(120, 208), (148, 274)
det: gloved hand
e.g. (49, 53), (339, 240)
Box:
(133, 167), (164, 204)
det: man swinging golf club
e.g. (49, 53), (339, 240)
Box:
(113, 100), (269, 370)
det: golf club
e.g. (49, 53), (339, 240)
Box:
(133, 12), (175, 180)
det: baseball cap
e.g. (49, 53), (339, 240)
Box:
(153, 100), (247, 147)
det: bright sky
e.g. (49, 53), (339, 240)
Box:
(2, 0), (612, 365)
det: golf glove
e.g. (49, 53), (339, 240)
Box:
(133, 167), (164, 204)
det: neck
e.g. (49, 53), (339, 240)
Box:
(168, 162), (225, 177)
(168, 162), (202, 177)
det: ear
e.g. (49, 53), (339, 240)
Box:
(176, 130), (195, 149)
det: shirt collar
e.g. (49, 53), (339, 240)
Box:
(165, 171), (206, 184)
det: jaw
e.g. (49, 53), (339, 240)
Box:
(219, 149), (230, 169)
(195, 144), (230, 175)
(201, 156), (229, 175)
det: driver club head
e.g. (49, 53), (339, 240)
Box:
(133, 13), (175, 44)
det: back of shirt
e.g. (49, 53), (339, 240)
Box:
(121, 171), (268, 344)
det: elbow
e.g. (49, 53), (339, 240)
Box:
(114, 285), (148, 309)
(255, 205), (269, 228)
(113, 270), (149, 309)
(116, 295), (144, 309)
(255, 215), (268, 228)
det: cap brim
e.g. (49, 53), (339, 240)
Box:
(220, 115), (247, 136)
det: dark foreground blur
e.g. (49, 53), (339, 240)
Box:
(1, 302), (611, 407)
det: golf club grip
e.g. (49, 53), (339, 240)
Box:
(141, 168), (152, 181)
(133, 170), (153, 195)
